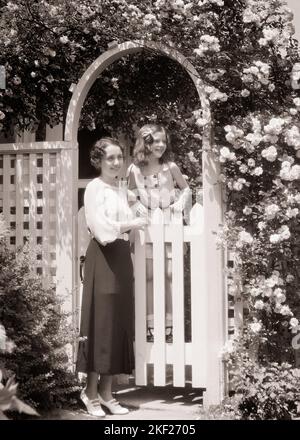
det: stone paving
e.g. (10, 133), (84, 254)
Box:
(44, 384), (204, 421)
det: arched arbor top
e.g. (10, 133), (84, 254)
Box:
(64, 40), (211, 143)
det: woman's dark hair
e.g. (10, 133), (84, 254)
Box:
(133, 124), (172, 167)
(90, 137), (123, 172)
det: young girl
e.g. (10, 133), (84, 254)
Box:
(76, 138), (146, 417)
(127, 124), (190, 342)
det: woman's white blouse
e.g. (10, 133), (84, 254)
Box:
(84, 178), (133, 245)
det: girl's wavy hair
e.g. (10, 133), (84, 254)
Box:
(133, 124), (172, 167)
(90, 137), (124, 173)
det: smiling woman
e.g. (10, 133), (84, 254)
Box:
(76, 137), (147, 417)
(90, 138), (124, 179)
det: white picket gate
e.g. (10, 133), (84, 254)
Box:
(134, 204), (207, 388)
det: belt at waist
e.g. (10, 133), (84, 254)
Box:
(87, 228), (129, 242)
(119, 232), (129, 241)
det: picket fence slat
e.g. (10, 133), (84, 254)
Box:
(16, 155), (23, 247)
(171, 223), (185, 387)
(190, 227), (207, 388)
(151, 215), (167, 387)
(42, 153), (50, 287)
(134, 229), (147, 386)
(146, 342), (197, 364)
(3, 156), (10, 236)
(29, 154), (37, 248)
(15, 130), (36, 144)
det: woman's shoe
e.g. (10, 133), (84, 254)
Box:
(80, 389), (106, 417)
(98, 395), (129, 415)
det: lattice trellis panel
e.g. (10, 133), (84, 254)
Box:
(0, 151), (58, 287)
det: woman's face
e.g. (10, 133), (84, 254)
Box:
(101, 144), (124, 179)
(149, 131), (167, 159)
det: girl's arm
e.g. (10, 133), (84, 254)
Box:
(169, 162), (189, 190)
(169, 162), (191, 212)
(126, 163), (148, 217)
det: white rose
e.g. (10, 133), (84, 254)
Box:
(264, 117), (285, 135)
(253, 166), (263, 176)
(187, 151), (198, 163)
(263, 134), (279, 144)
(46, 75), (54, 83)
(285, 126), (300, 150)
(239, 164), (248, 173)
(286, 207), (299, 218)
(263, 287), (273, 297)
(258, 38), (267, 46)
(268, 83), (275, 92)
(246, 133), (262, 146)
(280, 305), (292, 316)
(290, 108), (298, 116)
(250, 287), (261, 297)
(275, 292), (286, 304)
(261, 145), (277, 162)
(59, 35), (69, 44)
(293, 98), (300, 107)
(238, 230), (253, 244)
(241, 89), (250, 97)
(279, 225), (291, 240)
(243, 206), (252, 215)
(290, 317), (299, 329)
(265, 204), (280, 220)
(249, 322), (262, 333)
(254, 300), (264, 310)
(233, 181), (243, 191)
(265, 277), (277, 288)
(270, 233), (281, 244)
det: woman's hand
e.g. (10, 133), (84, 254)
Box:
(131, 217), (148, 230)
(119, 217), (147, 234)
(170, 200), (183, 212)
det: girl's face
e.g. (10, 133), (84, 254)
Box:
(101, 144), (124, 179)
(149, 131), (167, 159)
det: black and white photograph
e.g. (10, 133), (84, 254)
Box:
(0, 0), (300, 428)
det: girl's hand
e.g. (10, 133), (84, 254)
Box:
(132, 201), (148, 218)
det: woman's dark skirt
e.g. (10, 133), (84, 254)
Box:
(76, 238), (134, 375)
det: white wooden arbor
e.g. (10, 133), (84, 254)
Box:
(65, 41), (226, 406)
(0, 41), (226, 406)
